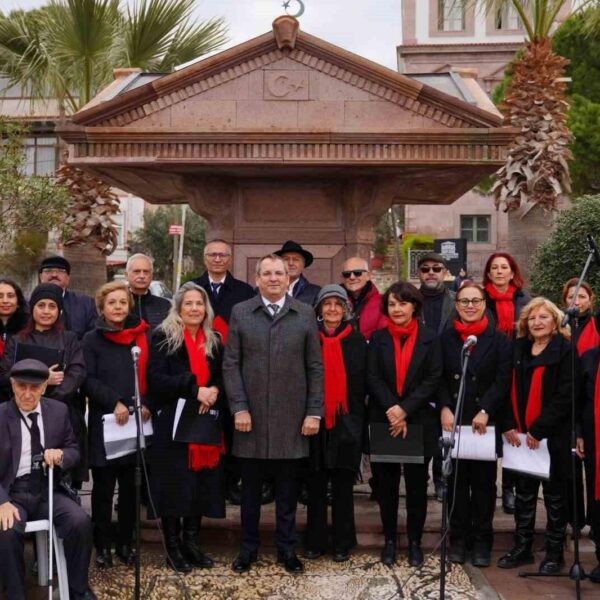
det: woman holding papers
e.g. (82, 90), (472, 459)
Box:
(498, 298), (572, 574)
(148, 282), (225, 573)
(576, 332), (600, 583)
(367, 281), (442, 568)
(82, 281), (151, 568)
(438, 282), (512, 567)
(304, 285), (367, 563)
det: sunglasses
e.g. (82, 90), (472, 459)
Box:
(456, 298), (485, 307)
(341, 270), (367, 279)
(419, 266), (444, 273)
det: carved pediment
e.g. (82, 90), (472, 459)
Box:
(72, 20), (502, 132)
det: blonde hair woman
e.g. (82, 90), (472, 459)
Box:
(147, 282), (225, 573)
(498, 297), (573, 575)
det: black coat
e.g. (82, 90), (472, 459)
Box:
(506, 335), (574, 478)
(82, 316), (151, 467)
(570, 310), (600, 354)
(131, 292), (171, 330)
(291, 274), (321, 306)
(578, 346), (598, 446)
(192, 271), (255, 323)
(147, 330), (225, 518)
(438, 323), (512, 454)
(486, 288), (530, 337)
(62, 290), (97, 340)
(309, 324), (367, 472)
(367, 323), (442, 457)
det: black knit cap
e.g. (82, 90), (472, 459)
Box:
(39, 255), (71, 275)
(30, 283), (64, 312)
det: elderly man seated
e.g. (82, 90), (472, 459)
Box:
(0, 359), (95, 600)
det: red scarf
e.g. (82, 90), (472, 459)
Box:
(0, 337), (4, 357)
(576, 316), (599, 357)
(452, 316), (489, 342)
(594, 357), (600, 500)
(103, 320), (150, 395)
(387, 319), (418, 397)
(184, 328), (225, 471)
(212, 315), (229, 345)
(510, 365), (546, 432)
(485, 283), (517, 338)
(319, 324), (352, 429)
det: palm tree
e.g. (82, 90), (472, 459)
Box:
(468, 1), (599, 277)
(0, 0), (228, 293)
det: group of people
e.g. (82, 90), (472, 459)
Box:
(0, 241), (600, 600)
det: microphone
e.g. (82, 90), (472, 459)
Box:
(131, 346), (141, 362)
(588, 234), (600, 266)
(462, 335), (478, 352)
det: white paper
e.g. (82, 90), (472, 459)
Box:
(172, 398), (186, 440)
(502, 433), (550, 480)
(442, 426), (497, 461)
(102, 413), (153, 460)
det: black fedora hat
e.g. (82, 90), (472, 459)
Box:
(274, 240), (314, 268)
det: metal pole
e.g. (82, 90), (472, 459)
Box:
(172, 233), (178, 292)
(175, 205), (187, 291)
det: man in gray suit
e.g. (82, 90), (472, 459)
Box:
(224, 254), (323, 574)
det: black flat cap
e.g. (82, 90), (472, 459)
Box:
(10, 359), (50, 384)
(39, 255), (71, 275)
(274, 240), (314, 267)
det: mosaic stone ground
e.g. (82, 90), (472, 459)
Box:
(89, 549), (479, 600)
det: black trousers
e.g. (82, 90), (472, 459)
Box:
(91, 463), (135, 550)
(0, 477), (92, 600)
(239, 458), (300, 555)
(514, 473), (567, 552)
(448, 459), (497, 549)
(305, 468), (356, 553)
(371, 461), (428, 543)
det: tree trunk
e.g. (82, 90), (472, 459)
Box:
(63, 244), (107, 296)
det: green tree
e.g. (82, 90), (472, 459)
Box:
(129, 205), (207, 285)
(0, 118), (70, 283)
(530, 195), (600, 303)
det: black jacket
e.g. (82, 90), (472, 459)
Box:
(82, 315), (151, 467)
(506, 335), (574, 478)
(310, 324), (367, 472)
(486, 288), (530, 337)
(146, 330), (225, 517)
(419, 286), (456, 335)
(578, 346), (598, 446)
(570, 310), (600, 354)
(131, 292), (171, 330)
(438, 323), (512, 453)
(192, 271), (255, 322)
(367, 323), (442, 456)
(62, 290), (97, 340)
(291, 274), (321, 306)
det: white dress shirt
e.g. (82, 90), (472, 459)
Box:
(17, 406), (45, 478)
(261, 295), (286, 315)
(287, 278), (299, 297)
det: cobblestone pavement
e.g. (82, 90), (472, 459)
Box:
(89, 547), (478, 600)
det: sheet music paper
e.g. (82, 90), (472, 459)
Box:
(502, 433), (550, 480)
(102, 413), (153, 460)
(442, 426), (497, 461)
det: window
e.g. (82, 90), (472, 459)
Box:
(24, 137), (58, 176)
(438, 0), (465, 32)
(496, 4), (522, 30)
(113, 213), (125, 248)
(460, 215), (491, 243)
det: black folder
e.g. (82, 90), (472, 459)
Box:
(172, 398), (221, 445)
(14, 342), (65, 370)
(369, 422), (424, 464)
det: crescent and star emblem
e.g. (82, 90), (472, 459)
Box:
(282, 0), (305, 18)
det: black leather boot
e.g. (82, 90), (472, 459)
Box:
(162, 517), (192, 573)
(497, 482), (535, 569)
(539, 490), (567, 574)
(181, 517), (214, 569)
(408, 539), (423, 567)
(380, 540), (396, 566)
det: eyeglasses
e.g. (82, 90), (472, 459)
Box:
(456, 298), (485, 307)
(341, 270), (367, 278)
(204, 252), (231, 259)
(41, 268), (67, 274)
(419, 266), (444, 273)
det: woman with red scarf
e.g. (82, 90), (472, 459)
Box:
(498, 298), (572, 574)
(367, 281), (442, 567)
(438, 283), (511, 567)
(82, 281), (151, 568)
(147, 282), (224, 573)
(483, 252), (530, 515)
(576, 332), (600, 583)
(304, 285), (366, 563)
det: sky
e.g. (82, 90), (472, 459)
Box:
(5, 0), (403, 70)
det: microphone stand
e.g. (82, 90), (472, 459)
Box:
(439, 344), (472, 599)
(517, 235), (598, 599)
(131, 347), (146, 600)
